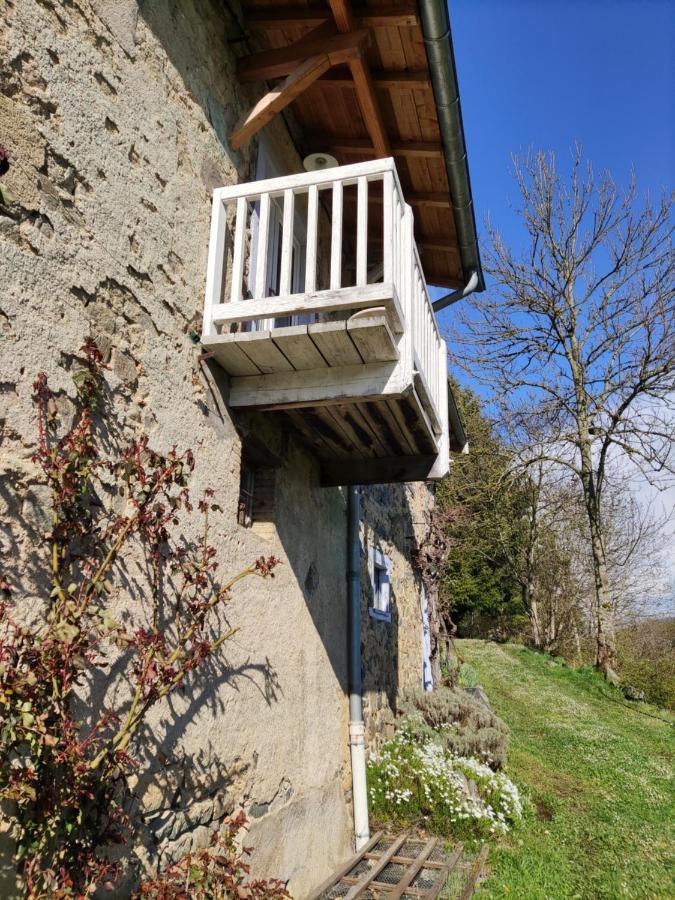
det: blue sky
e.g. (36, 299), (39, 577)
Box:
(445, 0), (674, 275)
(440, 0), (675, 595)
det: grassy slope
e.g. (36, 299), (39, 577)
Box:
(457, 640), (675, 900)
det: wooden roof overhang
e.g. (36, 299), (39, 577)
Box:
(232, 0), (482, 290)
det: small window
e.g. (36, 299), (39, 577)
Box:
(369, 548), (392, 622)
(237, 464), (256, 528)
(237, 454), (276, 540)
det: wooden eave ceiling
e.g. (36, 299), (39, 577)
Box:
(236, 0), (464, 289)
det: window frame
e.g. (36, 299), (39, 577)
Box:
(369, 547), (392, 623)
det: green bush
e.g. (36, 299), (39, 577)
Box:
(616, 619), (675, 711)
(458, 662), (480, 689)
(399, 686), (510, 769)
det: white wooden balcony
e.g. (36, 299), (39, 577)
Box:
(202, 158), (450, 485)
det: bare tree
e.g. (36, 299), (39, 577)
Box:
(452, 148), (674, 677)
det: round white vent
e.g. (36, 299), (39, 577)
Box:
(302, 152), (339, 172)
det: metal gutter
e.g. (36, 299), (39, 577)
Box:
(418, 0), (485, 292)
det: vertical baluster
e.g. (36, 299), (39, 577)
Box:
(230, 196), (247, 304)
(305, 184), (318, 293)
(254, 192), (270, 299)
(394, 200), (400, 294)
(420, 276), (425, 369)
(202, 193), (228, 338)
(330, 180), (343, 290)
(392, 202), (398, 292)
(279, 188), (295, 297)
(356, 175), (368, 287)
(399, 202), (405, 296)
(429, 308), (433, 388)
(383, 171), (393, 285)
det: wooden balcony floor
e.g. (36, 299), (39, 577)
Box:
(204, 316), (444, 485)
(204, 313), (398, 376)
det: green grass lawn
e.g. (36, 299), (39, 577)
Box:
(457, 640), (674, 900)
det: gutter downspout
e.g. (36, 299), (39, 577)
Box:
(418, 0), (485, 293)
(347, 484), (369, 850)
(432, 269), (479, 313)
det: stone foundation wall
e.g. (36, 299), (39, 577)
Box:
(0, 0), (435, 894)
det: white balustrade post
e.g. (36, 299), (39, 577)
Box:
(254, 192), (270, 299)
(230, 196), (247, 303)
(279, 188), (295, 297)
(330, 180), (343, 290)
(305, 184), (318, 293)
(383, 171), (393, 285)
(356, 175), (368, 287)
(202, 192), (227, 338)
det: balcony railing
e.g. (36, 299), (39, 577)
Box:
(202, 158), (449, 483)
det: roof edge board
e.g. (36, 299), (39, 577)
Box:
(418, 0), (485, 291)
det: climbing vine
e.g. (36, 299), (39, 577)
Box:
(0, 341), (280, 897)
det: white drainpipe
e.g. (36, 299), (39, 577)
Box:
(347, 485), (370, 850)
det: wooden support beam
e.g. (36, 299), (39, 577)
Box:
(328, 0), (391, 157)
(418, 238), (461, 253)
(321, 69), (432, 90)
(406, 192), (449, 207)
(246, 4), (419, 30)
(349, 56), (390, 156)
(307, 135), (443, 158)
(230, 56), (332, 149)
(329, 0), (355, 32)
(236, 28), (368, 82)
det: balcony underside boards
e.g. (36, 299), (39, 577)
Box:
(278, 391), (440, 486)
(204, 315), (399, 378)
(203, 317), (441, 485)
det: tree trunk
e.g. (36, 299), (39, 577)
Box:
(587, 501), (617, 677)
(575, 400), (618, 678)
(529, 595), (543, 648)
(572, 616), (582, 662)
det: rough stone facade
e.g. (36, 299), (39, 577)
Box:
(0, 0), (436, 895)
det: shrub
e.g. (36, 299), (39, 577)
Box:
(458, 662), (480, 689)
(616, 620), (675, 711)
(399, 686), (509, 769)
(368, 731), (522, 841)
(134, 811), (289, 899)
(0, 342), (280, 897)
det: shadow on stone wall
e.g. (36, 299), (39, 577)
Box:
(137, 0), (258, 180)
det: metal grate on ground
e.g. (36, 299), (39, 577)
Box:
(310, 830), (488, 899)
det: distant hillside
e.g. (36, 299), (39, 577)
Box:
(457, 640), (675, 899)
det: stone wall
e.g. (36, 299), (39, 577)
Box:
(0, 0), (435, 894)
(360, 482), (433, 749)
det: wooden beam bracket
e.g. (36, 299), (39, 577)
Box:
(231, 55), (332, 149)
(236, 27), (370, 82)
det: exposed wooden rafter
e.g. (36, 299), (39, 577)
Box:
(419, 239), (461, 254)
(345, 191), (450, 209)
(246, 4), (419, 30)
(307, 136), (443, 159)
(320, 69), (432, 90)
(234, 2), (391, 158)
(328, 0), (391, 158)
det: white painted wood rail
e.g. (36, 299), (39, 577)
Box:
(202, 157), (447, 437)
